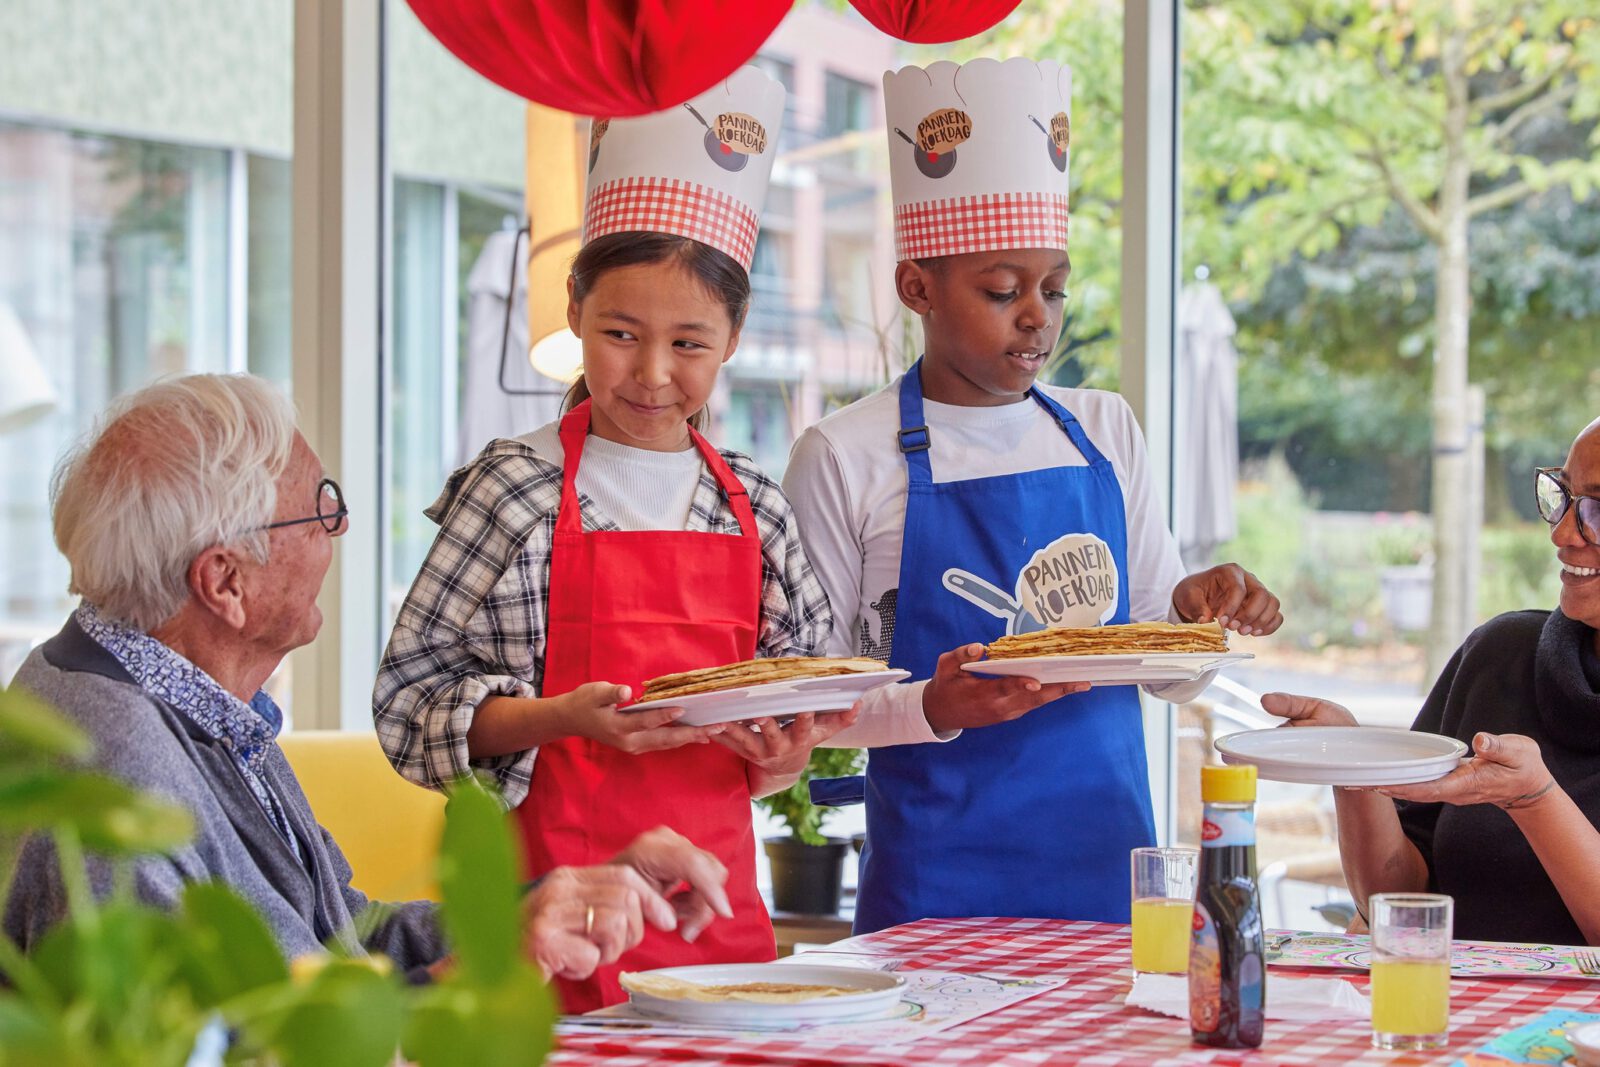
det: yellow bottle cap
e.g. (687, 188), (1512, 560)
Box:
(1201, 764), (1257, 803)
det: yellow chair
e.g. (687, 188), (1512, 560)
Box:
(278, 730), (446, 902)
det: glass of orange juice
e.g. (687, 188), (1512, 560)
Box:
(1130, 847), (1198, 974)
(1369, 893), (1453, 1050)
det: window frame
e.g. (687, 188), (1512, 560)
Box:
(284, 0), (1188, 840)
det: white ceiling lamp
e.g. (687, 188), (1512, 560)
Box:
(0, 301), (58, 433)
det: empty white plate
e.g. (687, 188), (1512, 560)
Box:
(1215, 726), (1468, 786)
(960, 652), (1253, 686)
(625, 670), (910, 727)
(622, 963), (905, 1025)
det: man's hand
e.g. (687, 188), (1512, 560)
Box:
(611, 826), (734, 943)
(922, 643), (1090, 733)
(521, 828), (735, 980)
(1172, 563), (1283, 636)
(522, 864), (674, 981)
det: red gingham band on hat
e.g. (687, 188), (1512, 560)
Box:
(583, 177), (760, 271)
(895, 192), (1070, 261)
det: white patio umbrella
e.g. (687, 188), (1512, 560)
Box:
(1174, 280), (1239, 571)
(457, 228), (566, 466)
(0, 301), (58, 434)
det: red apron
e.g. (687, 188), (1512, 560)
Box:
(519, 400), (775, 1012)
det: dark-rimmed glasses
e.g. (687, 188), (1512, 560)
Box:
(1535, 467), (1600, 546)
(261, 478), (348, 534)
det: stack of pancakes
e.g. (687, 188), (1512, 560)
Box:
(639, 656), (888, 702)
(986, 620), (1228, 660)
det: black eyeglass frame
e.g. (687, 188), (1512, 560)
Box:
(261, 477), (348, 534)
(1534, 467), (1600, 546)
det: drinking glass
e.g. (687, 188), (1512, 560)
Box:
(1130, 847), (1198, 974)
(1369, 893), (1453, 1051)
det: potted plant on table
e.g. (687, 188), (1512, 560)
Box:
(757, 746), (865, 915)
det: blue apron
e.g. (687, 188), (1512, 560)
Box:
(853, 360), (1157, 934)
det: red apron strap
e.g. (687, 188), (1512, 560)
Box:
(555, 402), (593, 535)
(557, 400), (758, 540)
(686, 425), (759, 539)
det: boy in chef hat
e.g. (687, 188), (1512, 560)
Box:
(788, 57), (1284, 933)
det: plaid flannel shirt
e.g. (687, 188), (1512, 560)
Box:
(372, 436), (832, 807)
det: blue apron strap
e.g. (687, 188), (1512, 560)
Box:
(896, 361), (934, 485)
(809, 775), (866, 807)
(1027, 385), (1112, 468)
(901, 361), (1109, 475)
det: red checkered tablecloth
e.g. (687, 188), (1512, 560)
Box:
(549, 917), (1600, 1066)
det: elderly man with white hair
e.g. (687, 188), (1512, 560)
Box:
(3, 373), (732, 983)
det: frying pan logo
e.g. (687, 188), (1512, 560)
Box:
(683, 104), (767, 172)
(587, 118), (610, 173)
(941, 532), (1118, 635)
(1031, 112), (1070, 173)
(896, 107), (971, 180)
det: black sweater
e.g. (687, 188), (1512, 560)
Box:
(1395, 609), (1600, 946)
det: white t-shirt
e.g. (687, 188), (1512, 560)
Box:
(522, 423), (702, 532)
(783, 375), (1208, 741)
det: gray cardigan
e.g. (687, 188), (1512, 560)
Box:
(3, 619), (445, 972)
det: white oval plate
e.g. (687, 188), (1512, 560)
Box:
(1215, 726), (1468, 786)
(623, 963), (906, 1025)
(625, 670), (910, 727)
(960, 651), (1253, 686)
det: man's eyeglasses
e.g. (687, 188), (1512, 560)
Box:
(262, 478), (348, 534)
(1535, 467), (1600, 546)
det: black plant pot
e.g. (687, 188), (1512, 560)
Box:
(764, 836), (849, 915)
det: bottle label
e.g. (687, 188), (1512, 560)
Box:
(1189, 903), (1221, 1033)
(1200, 807), (1255, 848)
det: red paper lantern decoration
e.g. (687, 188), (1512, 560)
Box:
(846, 0), (1022, 43)
(406, 0), (794, 118)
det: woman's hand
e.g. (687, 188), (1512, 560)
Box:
(559, 681), (727, 753)
(712, 708), (860, 782)
(922, 643), (1090, 733)
(1260, 691), (1359, 728)
(1172, 563), (1284, 636)
(1378, 733), (1559, 810)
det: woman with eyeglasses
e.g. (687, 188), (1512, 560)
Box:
(1262, 416), (1600, 946)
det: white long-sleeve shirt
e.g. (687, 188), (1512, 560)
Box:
(783, 375), (1209, 747)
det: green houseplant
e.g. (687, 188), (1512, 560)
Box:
(756, 746), (865, 915)
(0, 685), (554, 1067)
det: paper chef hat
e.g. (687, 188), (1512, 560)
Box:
(883, 57), (1071, 261)
(581, 66), (786, 273)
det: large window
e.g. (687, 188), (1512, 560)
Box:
(0, 0), (293, 685)
(383, 1), (537, 626)
(1175, 0), (1600, 930)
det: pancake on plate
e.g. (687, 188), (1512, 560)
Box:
(639, 656), (888, 703)
(619, 972), (864, 1003)
(985, 620), (1229, 660)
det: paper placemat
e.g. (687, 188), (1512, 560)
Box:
(1267, 930), (1600, 980)
(558, 964), (1064, 1043)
